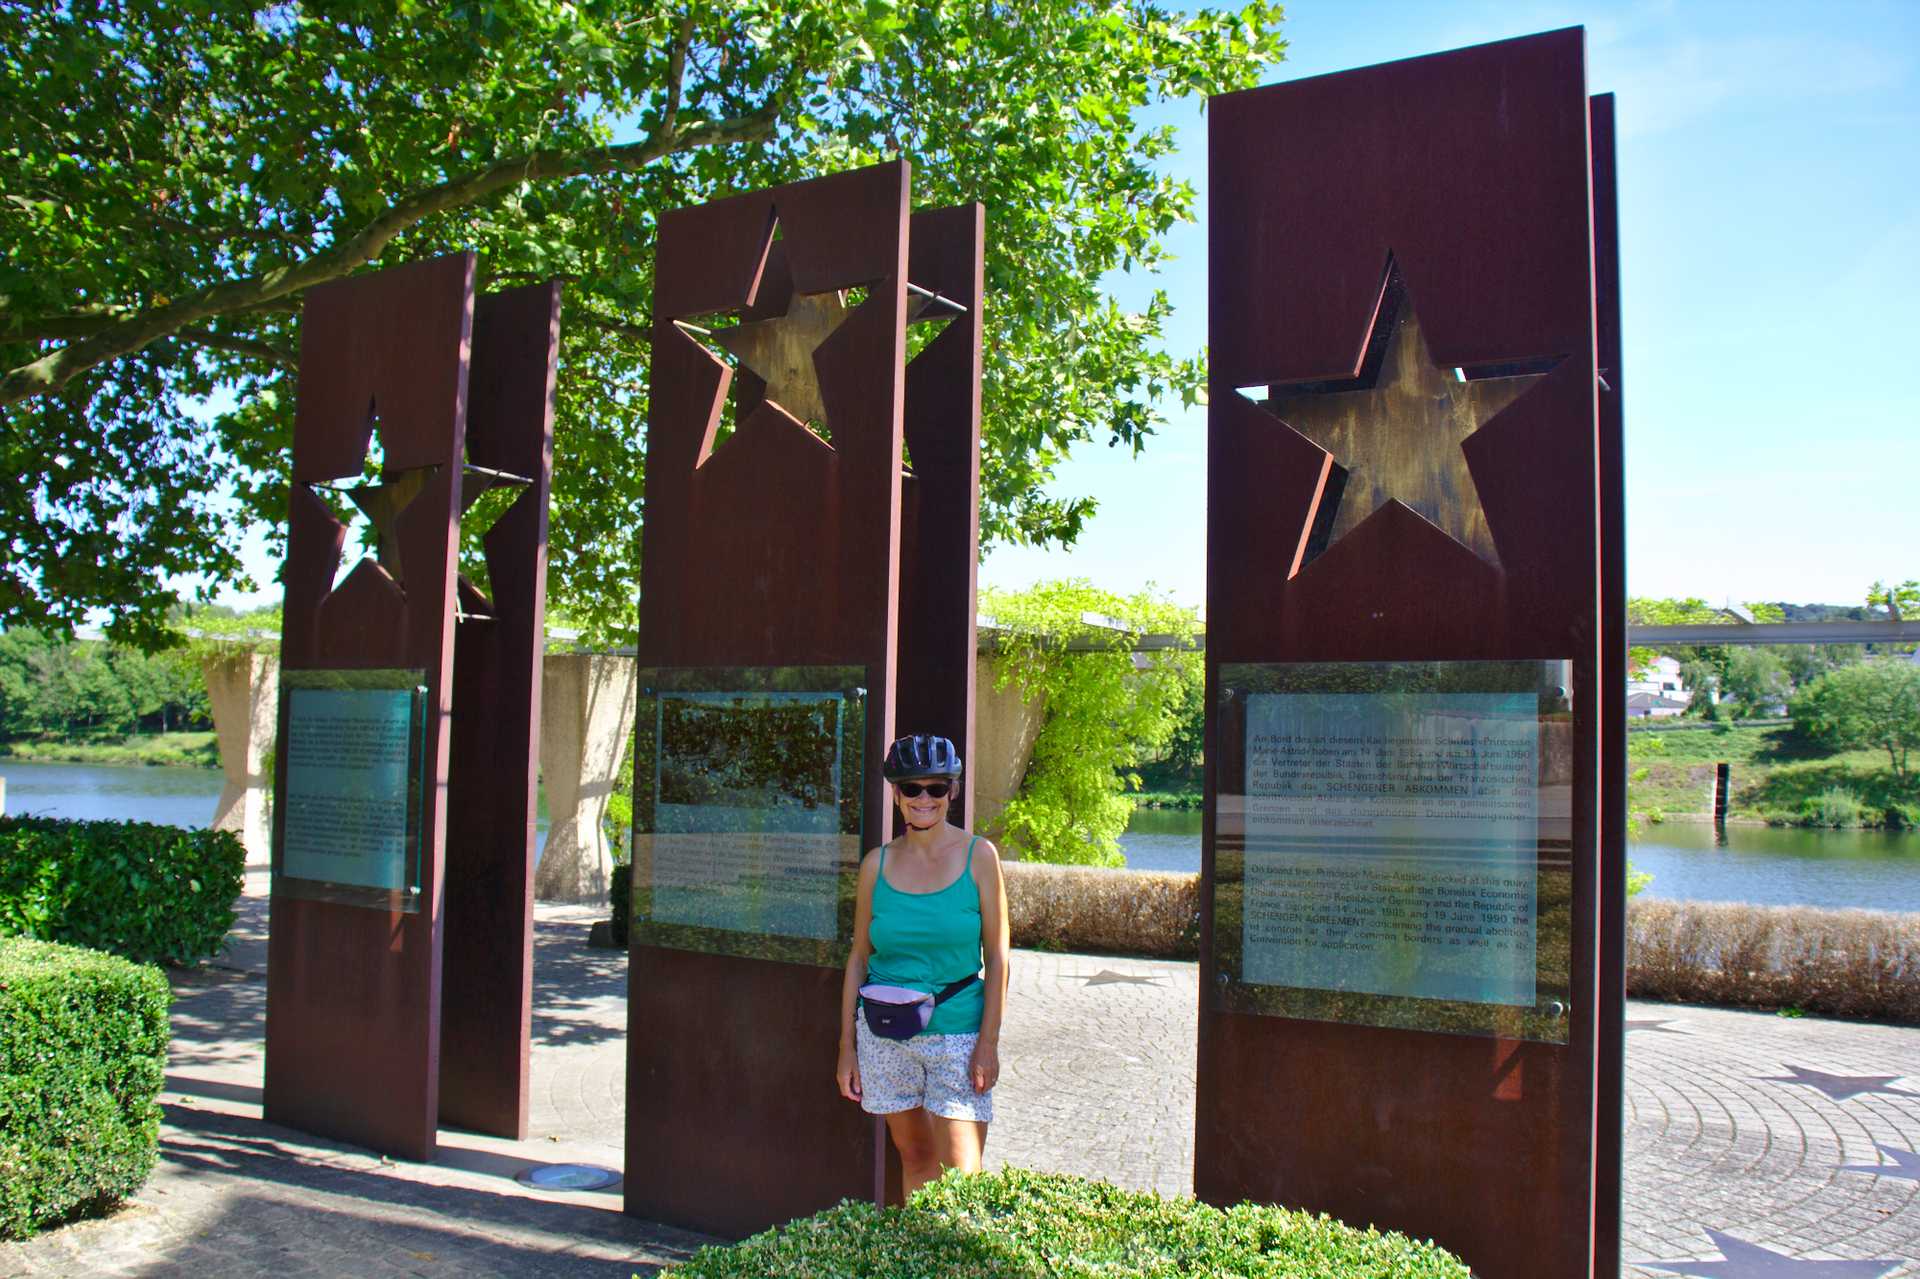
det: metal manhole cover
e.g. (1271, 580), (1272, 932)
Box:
(516, 1163), (622, 1191)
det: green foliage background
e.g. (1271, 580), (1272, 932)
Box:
(982, 580), (1199, 866)
(2, 0), (1287, 649)
(0, 936), (170, 1240)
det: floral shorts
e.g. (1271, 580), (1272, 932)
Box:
(855, 1018), (994, 1123)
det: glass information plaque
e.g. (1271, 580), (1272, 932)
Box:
(271, 667), (430, 913)
(1212, 660), (1574, 1042)
(631, 667), (866, 968)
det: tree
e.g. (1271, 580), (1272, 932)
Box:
(1718, 647), (1789, 718)
(1868, 578), (1920, 622)
(1791, 660), (1920, 785)
(1, 0), (1287, 648)
(981, 581), (1198, 866)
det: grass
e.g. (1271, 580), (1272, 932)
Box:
(0, 733), (219, 770)
(1626, 724), (1914, 824)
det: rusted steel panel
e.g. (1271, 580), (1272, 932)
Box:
(1590, 91), (1629, 1279)
(267, 254), (475, 1163)
(630, 161), (913, 1235)
(439, 281), (560, 1139)
(897, 203), (985, 828)
(1202, 29), (1607, 1279)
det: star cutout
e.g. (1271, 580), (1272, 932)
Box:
(1252, 266), (1558, 574)
(1637, 1229), (1901, 1277)
(713, 289), (851, 427)
(1626, 1019), (1688, 1034)
(1072, 970), (1166, 987)
(1760, 1065), (1918, 1102)
(336, 464), (438, 583)
(1840, 1144), (1920, 1182)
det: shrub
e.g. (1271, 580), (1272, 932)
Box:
(1003, 862), (1199, 957)
(1626, 898), (1920, 1022)
(1799, 785), (1867, 828)
(0, 937), (170, 1239)
(668, 1167), (1471, 1278)
(609, 862), (631, 947)
(0, 816), (245, 965)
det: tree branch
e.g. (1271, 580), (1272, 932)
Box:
(572, 307), (653, 346)
(174, 327), (297, 372)
(1, 89), (791, 408)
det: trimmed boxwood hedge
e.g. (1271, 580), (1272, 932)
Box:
(0, 816), (245, 965)
(0, 936), (171, 1239)
(667, 1168), (1472, 1278)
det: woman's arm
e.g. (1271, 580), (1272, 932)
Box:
(970, 836), (1011, 1093)
(836, 848), (882, 1102)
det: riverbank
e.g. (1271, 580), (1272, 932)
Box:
(0, 733), (218, 770)
(1629, 723), (1916, 829)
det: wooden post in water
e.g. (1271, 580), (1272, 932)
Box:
(1713, 762), (1731, 825)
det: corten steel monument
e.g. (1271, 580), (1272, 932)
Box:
(627, 160), (983, 1236)
(265, 254), (560, 1159)
(1201, 29), (1624, 1279)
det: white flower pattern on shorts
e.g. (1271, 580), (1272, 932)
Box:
(855, 1018), (994, 1122)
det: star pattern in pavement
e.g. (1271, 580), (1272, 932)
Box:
(1627, 1019), (1688, 1034)
(713, 288), (851, 428)
(1072, 970), (1166, 987)
(1637, 1230), (1902, 1278)
(1250, 266), (1558, 573)
(1759, 1065), (1918, 1101)
(1839, 1144), (1920, 1183)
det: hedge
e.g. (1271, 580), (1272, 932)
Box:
(0, 936), (170, 1239)
(1627, 898), (1920, 1022)
(1003, 861), (1199, 957)
(0, 816), (245, 966)
(668, 1167), (1471, 1278)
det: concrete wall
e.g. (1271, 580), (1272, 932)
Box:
(202, 649), (278, 866)
(971, 652), (1044, 843)
(535, 653), (638, 903)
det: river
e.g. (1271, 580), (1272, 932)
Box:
(6, 761), (1917, 911)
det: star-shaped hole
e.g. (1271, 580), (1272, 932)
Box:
(1240, 260), (1562, 576)
(308, 417), (439, 592)
(454, 461), (534, 620)
(710, 287), (853, 433)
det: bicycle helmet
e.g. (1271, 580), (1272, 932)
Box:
(882, 733), (963, 781)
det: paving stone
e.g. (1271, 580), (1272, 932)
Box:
(4, 877), (1917, 1276)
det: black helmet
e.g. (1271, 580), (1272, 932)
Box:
(883, 734), (963, 781)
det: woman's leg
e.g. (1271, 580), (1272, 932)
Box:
(927, 1115), (988, 1175)
(884, 1108), (945, 1196)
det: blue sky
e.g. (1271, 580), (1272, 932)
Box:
(980, 0), (1920, 612)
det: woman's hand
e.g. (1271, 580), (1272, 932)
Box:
(969, 1038), (1000, 1094)
(837, 1039), (863, 1102)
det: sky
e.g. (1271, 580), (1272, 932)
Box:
(978, 0), (1920, 613)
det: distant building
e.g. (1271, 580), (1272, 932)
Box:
(1627, 690), (1690, 719)
(1628, 654), (1693, 708)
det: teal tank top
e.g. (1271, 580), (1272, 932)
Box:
(866, 835), (985, 1035)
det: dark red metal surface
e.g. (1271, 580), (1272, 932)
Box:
(439, 281), (560, 1138)
(1590, 92), (1629, 1279)
(267, 254), (475, 1162)
(630, 161), (912, 1237)
(898, 202), (985, 828)
(1202, 29), (1610, 1278)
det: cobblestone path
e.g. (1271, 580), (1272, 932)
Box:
(4, 881), (1916, 1277)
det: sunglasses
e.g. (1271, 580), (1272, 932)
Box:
(895, 780), (952, 799)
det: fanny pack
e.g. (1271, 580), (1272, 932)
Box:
(859, 975), (980, 1040)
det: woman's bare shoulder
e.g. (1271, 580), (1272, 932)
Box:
(968, 833), (1003, 876)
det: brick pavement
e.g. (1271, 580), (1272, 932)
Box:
(4, 874), (1917, 1276)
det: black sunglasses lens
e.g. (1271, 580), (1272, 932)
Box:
(899, 781), (951, 798)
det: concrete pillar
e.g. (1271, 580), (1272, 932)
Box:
(202, 649), (279, 866)
(535, 653), (638, 903)
(971, 651), (1045, 844)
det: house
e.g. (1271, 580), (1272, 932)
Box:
(1628, 655), (1693, 705)
(1627, 690), (1690, 719)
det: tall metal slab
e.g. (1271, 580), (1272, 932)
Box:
(1201, 29), (1618, 1277)
(267, 254), (473, 1161)
(440, 281), (561, 1138)
(629, 160), (931, 1237)
(266, 255), (557, 1159)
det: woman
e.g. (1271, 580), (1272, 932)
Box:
(836, 733), (1011, 1196)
